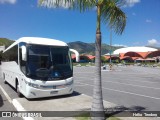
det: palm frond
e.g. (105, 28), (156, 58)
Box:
(71, 0), (96, 12)
(39, 0), (126, 34)
(39, 0), (74, 8)
(39, 0), (96, 11)
(101, 0), (126, 34)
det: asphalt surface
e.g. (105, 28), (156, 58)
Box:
(0, 65), (160, 120)
(0, 67), (22, 120)
(74, 65), (160, 111)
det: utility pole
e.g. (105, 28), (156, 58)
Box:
(109, 27), (112, 70)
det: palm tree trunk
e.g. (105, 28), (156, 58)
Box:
(91, 5), (105, 120)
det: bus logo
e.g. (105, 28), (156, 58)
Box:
(2, 112), (11, 117)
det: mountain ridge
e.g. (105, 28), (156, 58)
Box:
(1, 38), (159, 55)
(68, 41), (123, 55)
(0, 38), (14, 47)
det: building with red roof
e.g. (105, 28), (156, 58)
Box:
(113, 47), (160, 63)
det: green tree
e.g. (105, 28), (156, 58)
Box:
(101, 56), (107, 64)
(39, 0), (126, 119)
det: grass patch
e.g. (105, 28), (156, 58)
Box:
(76, 116), (89, 120)
(75, 113), (121, 120)
(75, 113), (90, 120)
(107, 117), (121, 120)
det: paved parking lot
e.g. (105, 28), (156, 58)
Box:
(0, 65), (160, 120)
(74, 65), (160, 111)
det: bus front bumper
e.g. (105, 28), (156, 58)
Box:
(25, 85), (73, 99)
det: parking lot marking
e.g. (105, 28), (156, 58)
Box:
(102, 70), (122, 72)
(75, 79), (160, 90)
(74, 72), (94, 74)
(0, 85), (12, 103)
(74, 84), (88, 87)
(109, 78), (160, 84)
(75, 82), (160, 100)
(0, 85), (34, 120)
(12, 99), (34, 120)
(103, 80), (160, 90)
(75, 76), (160, 84)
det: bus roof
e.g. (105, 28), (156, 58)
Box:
(3, 37), (68, 53)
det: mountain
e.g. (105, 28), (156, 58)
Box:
(0, 38), (14, 47)
(68, 41), (123, 55)
(0, 38), (123, 55)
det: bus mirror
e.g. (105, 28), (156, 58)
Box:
(70, 49), (79, 62)
(21, 46), (27, 61)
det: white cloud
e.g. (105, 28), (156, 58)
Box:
(146, 19), (152, 23)
(147, 39), (159, 46)
(0, 0), (16, 4)
(113, 44), (128, 47)
(123, 0), (140, 7)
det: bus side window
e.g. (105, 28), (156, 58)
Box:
(2, 45), (18, 63)
(19, 48), (26, 74)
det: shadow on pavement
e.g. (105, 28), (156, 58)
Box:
(0, 94), (4, 107)
(75, 105), (146, 118)
(105, 105), (146, 118)
(3, 81), (17, 93)
(27, 91), (81, 101)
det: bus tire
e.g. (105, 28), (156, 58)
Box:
(3, 73), (7, 84)
(16, 80), (23, 98)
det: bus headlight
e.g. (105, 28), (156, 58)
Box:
(30, 83), (39, 88)
(66, 80), (73, 86)
(25, 79), (39, 88)
(26, 81), (39, 88)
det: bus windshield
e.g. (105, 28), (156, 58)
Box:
(27, 45), (72, 80)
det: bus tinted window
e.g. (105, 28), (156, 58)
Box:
(27, 45), (72, 80)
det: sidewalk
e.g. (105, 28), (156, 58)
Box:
(0, 86), (159, 120)
(12, 92), (159, 120)
(13, 93), (116, 120)
(0, 85), (22, 120)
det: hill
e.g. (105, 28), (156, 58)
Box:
(0, 38), (123, 55)
(68, 41), (123, 55)
(0, 38), (14, 47)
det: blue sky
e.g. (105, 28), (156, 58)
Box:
(0, 0), (160, 47)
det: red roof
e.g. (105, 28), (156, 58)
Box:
(120, 51), (160, 59)
(120, 56), (132, 60)
(86, 55), (95, 59)
(131, 57), (141, 60)
(71, 54), (76, 59)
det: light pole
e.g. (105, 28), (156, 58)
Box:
(109, 27), (112, 70)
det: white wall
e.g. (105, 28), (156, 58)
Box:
(0, 46), (5, 52)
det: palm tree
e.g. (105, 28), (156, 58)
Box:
(39, 0), (126, 119)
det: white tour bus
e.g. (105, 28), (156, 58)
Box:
(1, 37), (79, 98)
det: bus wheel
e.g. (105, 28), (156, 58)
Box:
(3, 73), (7, 84)
(16, 81), (23, 98)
